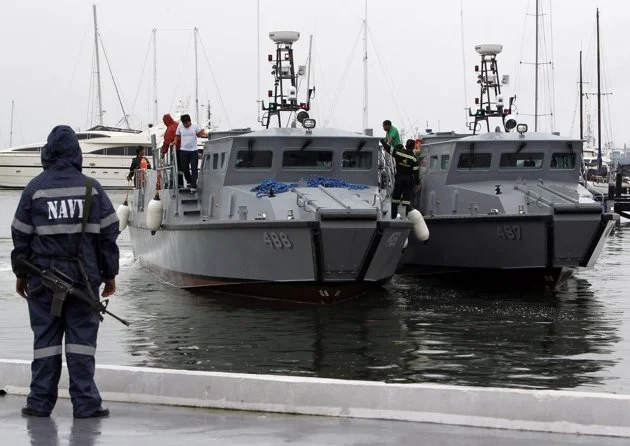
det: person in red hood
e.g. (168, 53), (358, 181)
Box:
(160, 114), (183, 187)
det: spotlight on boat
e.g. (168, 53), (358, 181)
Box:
(517, 123), (528, 135)
(302, 118), (316, 130)
(297, 110), (309, 124)
(505, 118), (517, 131)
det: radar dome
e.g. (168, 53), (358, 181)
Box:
(475, 44), (503, 56)
(269, 31), (300, 44)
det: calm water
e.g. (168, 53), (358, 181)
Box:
(1, 189), (629, 393)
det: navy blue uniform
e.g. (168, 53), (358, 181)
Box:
(11, 125), (119, 417)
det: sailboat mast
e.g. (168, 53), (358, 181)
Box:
(256, 0), (261, 124)
(9, 100), (14, 147)
(194, 27), (200, 125)
(596, 8), (602, 169)
(153, 28), (158, 125)
(534, 0), (539, 131)
(93, 4), (104, 126)
(362, 0), (368, 134)
(460, 0), (468, 129)
(579, 50), (583, 140)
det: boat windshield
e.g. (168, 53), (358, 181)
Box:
(282, 150), (332, 170)
(457, 153), (492, 169)
(550, 153), (576, 169)
(235, 150), (273, 169)
(342, 151), (372, 169)
(499, 153), (544, 169)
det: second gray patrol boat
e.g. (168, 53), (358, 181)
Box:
(399, 44), (617, 288)
(123, 31), (412, 303)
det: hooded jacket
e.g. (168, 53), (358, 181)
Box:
(11, 125), (120, 287)
(161, 114), (180, 154)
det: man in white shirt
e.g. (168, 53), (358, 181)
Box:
(175, 114), (208, 192)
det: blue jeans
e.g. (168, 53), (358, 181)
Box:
(180, 150), (198, 189)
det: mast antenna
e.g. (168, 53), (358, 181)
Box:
(260, 31), (314, 129)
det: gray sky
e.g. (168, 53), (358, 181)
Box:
(0, 0), (628, 149)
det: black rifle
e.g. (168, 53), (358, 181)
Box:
(17, 255), (130, 327)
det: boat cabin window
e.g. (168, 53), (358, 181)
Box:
(282, 150), (332, 170)
(212, 153), (219, 170)
(235, 150), (273, 169)
(499, 152), (544, 169)
(457, 153), (492, 169)
(429, 156), (438, 171)
(90, 146), (125, 156)
(220, 152), (226, 169)
(441, 154), (450, 170)
(550, 153), (576, 169)
(93, 146), (152, 156)
(76, 133), (110, 140)
(202, 154), (211, 171)
(342, 151), (372, 169)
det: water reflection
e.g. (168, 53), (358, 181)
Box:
(121, 270), (620, 390)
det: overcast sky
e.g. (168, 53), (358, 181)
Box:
(0, 0), (628, 149)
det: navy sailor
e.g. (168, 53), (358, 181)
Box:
(11, 125), (120, 418)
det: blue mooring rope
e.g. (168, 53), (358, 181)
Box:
(251, 177), (369, 198)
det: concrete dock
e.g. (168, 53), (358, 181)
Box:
(2, 359), (630, 444)
(2, 395), (628, 446)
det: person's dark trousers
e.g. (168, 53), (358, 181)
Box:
(180, 150), (198, 189)
(391, 175), (414, 218)
(175, 150), (184, 188)
(26, 285), (102, 417)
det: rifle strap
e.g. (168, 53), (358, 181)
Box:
(77, 177), (99, 303)
(79, 176), (93, 259)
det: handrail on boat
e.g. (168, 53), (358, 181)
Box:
(535, 182), (579, 204)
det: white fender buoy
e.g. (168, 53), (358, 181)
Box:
(116, 201), (130, 232)
(146, 194), (163, 235)
(407, 209), (429, 242)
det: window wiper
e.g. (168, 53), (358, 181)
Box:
(247, 139), (256, 167)
(356, 140), (367, 152)
(515, 142), (527, 154)
(300, 139), (313, 151)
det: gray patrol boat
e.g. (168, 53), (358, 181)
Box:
(124, 31), (412, 303)
(399, 44), (617, 288)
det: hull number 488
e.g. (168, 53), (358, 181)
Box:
(264, 231), (293, 249)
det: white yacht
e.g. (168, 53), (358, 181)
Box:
(0, 126), (153, 189)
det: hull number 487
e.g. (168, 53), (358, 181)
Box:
(497, 225), (522, 240)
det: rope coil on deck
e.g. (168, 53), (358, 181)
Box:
(251, 177), (369, 198)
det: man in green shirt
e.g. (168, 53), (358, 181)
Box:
(382, 120), (401, 148)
